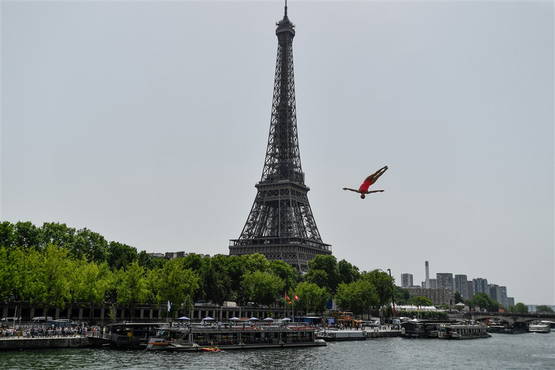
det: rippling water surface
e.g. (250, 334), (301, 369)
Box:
(1, 333), (554, 369)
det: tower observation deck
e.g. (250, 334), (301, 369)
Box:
(229, 4), (332, 271)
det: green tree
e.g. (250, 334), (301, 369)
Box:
(469, 293), (499, 312)
(13, 222), (41, 249)
(39, 223), (76, 249)
(71, 228), (109, 263)
(138, 250), (165, 270)
(337, 259), (360, 284)
(200, 256), (231, 304)
(454, 291), (464, 304)
(361, 270), (394, 307)
(294, 282), (329, 314)
(7, 247), (45, 302)
(408, 296), (433, 307)
(241, 271), (284, 306)
(510, 302), (529, 313)
(107, 241), (138, 269)
(242, 253), (271, 273)
(148, 259), (200, 312)
(41, 245), (74, 308)
(0, 248), (12, 301)
(306, 255), (339, 293)
(305, 269), (328, 289)
(393, 286), (410, 305)
(336, 279), (379, 315)
(0, 222), (15, 248)
(116, 261), (149, 305)
(535, 305), (553, 313)
(72, 260), (114, 304)
(269, 260), (299, 292)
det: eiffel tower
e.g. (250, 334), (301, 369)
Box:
(229, 3), (332, 271)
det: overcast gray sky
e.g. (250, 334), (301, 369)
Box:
(1, 1), (553, 304)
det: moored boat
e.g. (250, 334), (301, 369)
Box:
(528, 322), (551, 333)
(104, 322), (169, 349)
(316, 329), (366, 341)
(146, 323), (326, 351)
(438, 323), (490, 339)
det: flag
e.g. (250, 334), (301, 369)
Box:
(294, 295), (299, 301)
(167, 300), (172, 313)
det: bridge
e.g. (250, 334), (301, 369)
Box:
(463, 311), (555, 324)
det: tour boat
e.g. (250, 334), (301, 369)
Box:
(316, 329), (366, 341)
(437, 323), (490, 339)
(528, 322), (551, 333)
(146, 322), (326, 351)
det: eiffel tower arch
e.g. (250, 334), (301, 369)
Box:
(229, 4), (332, 271)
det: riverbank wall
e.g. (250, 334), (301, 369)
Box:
(0, 337), (89, 350)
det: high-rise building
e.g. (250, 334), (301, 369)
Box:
(489, 284), (500, 302)
(436, 273), (454, 291)
(499, 286), (508, 308)
(467, 281), (475, 299)
(229, 4), (331, 271)
(401, 273), (414, 288)
(507, 297), (515, 307)
(454, 274), (468, 299)
(425, 261), (430, 288)
(473, 278), (489, 295)
(428, 279), (438, 289)
(406, 287), (454, 306)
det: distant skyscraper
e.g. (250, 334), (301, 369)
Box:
(507, 297), (515, 307)
(467, 281), (475, 299)
(454, 274), (468, 299)
(401, 273), (414, 288)
(425, 261), (430, 288)
(436, 273), (454, 291)
(489, 284), (500, 302)
(428, 279), (438, 289)
(473, 278), (489, 295)
(406, 287), (454, 306)
(499, 286), (508, 307)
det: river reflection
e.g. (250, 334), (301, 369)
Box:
(1, 333), (554, 369)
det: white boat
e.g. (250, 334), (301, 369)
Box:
(316, 329), (366, 341)
(528, 322), (551, 333)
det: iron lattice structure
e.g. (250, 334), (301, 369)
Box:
(229, 6), (331, 271)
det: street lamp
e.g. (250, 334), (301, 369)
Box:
(387, 269), (396, 317)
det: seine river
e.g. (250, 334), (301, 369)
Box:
(1, 333), (554, 369)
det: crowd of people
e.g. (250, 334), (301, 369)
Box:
(0, 324), (97, 338)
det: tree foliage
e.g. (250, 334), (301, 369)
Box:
(241, 271), (284, 306)
(469, 293), (500, 312)
(361, 270), (395, 307)
(294, 282), (329, 314)
(535, 305), (553, 313)
(336, 279), (379, 314)
(408, 296), (433, 307)
(0, 221), (423, 315)
(509, 302), (529, 313)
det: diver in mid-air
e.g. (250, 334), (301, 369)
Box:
(343, 166), (388, 199)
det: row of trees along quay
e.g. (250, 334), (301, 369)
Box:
(0, 221), (529, 319)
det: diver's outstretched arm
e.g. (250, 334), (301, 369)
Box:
(342, 187), (360, 193)
(366, 190), (384, 194)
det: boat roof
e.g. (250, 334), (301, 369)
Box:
(106, 322), (168, 327)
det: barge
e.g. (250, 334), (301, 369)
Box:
(437, 323), (490, 339)
(146, 323), (326, 351)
